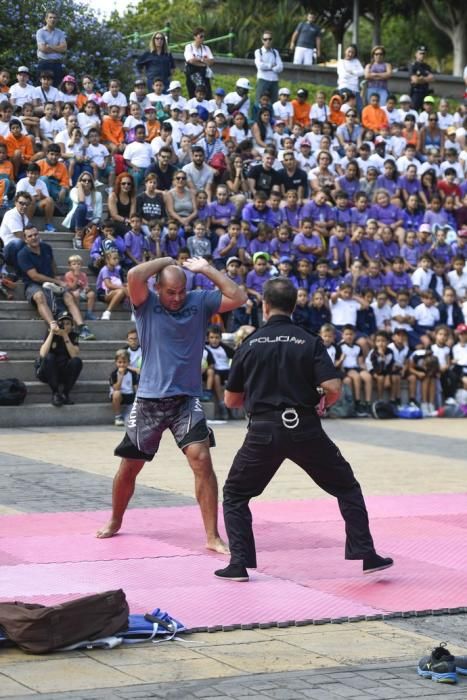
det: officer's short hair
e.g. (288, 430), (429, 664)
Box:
(263, 278), (297, 314)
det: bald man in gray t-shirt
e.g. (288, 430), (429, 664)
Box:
(96, 256), (247, 553)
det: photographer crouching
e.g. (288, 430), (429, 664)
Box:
(35, 311), (83, 406)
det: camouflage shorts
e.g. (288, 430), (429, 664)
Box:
(114, 395), (214, 462)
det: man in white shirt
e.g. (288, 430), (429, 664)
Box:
(224, 79), (251, 118)
(16, 163), (55, 231)
(123, 124), (153, 190)
(9, 67), (36, 109)
(254, 32), (283, 104)
(0, 192), (31, 267)
(182, 146), (215, 200)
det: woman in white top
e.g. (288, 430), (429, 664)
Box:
(63, 172), (103, 249)
(337, 44), (364, 114)
(184, 27), (214, 99)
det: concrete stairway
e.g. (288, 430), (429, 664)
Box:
(0, 226), (137, 427)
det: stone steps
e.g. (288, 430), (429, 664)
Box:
(0, 319), (134, 340)
(0, 301), (133, 320)
(25, 380), (109, 404)
(0, 359), (113, 382)
(0, 402), (115, 427)
(1, 340), (126, 360)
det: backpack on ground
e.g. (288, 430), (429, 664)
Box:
(0, 589), (129, 654)
(371, 401), (398, 419)
(328, 383), (356, 418)
(0, 378), (27, 406)
(397, 404), (423, 419)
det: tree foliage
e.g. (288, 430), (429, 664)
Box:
(0, 0), (131, 87)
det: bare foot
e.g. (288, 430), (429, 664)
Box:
(206, 537), (230, 554)
(96, 519), (121, 538)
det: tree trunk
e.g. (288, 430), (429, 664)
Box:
(451, 23), (466, 77)
(372, 0), (381, 46)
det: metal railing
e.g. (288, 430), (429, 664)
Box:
(123, 27), (235, 56)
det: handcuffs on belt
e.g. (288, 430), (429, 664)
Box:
(281, 408), (300, 429)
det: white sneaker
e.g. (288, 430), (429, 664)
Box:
(101, 310), (112, 320)
(130, 312), (135, 321)
(428, 403), (436, 414)
(421, 402), (431, 417)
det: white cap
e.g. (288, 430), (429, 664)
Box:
(189, 108), (198, 115)
(278, 87), (290, 96)
(214, 109), (225, 117)
(399, 94), (411, 103)
(236, 78), (251, 90)
(17, 65), (30, 73)
(168, 80), (182, 91)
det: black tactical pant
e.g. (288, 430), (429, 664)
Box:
(223, 413), (375, 568)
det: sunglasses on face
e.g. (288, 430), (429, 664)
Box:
(175, 176), (186, 181)
(121, 182), (132, 186)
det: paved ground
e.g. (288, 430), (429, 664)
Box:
(0, 419), (466, 699)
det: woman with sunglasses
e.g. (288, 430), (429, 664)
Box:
(108, 173), (137, 237)
(164, 172), (198, 234)
(364, 46), (392, 107)
(63, 172), (103, 249)
(184, 27), (214, 99)
(418, 114), (445, 161)
(136, 32), (175, 92)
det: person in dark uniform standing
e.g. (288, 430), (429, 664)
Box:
(409, 46), (434, 112)
(214, 277), (393, 582)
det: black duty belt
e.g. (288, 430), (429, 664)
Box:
(250, 407), (316, 429)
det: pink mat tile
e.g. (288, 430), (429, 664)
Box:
(1, 494), (467, 630)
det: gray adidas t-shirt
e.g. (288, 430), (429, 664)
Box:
(134, 289), (222, 399)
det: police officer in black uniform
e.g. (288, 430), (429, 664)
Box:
(409, 46), (434, 112)
(215, 278), (393, 582)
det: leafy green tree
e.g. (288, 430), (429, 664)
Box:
(0, 0), (131, 86)
(421, 0), (467, 76)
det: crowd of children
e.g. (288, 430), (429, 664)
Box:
(0, 38), (466, 417)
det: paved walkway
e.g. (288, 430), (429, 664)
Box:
(0, 419), (466, 698)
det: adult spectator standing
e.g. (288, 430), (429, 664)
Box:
(409, 46), (434, 112)
(337, 45), (364, 114)
(364, 46), (392, 106)
(17, 225), (95, 340)
(95, 256), (247, 550)
(254, 32), (283, 105)
(214, 277), (394, 582)
(184, 27), (214, 100)
(136, 32), (175, 92)
(224, 79), (251, 118)
(36, 310), (83, 407)
(289, 11), (322, 66)
(35, 10), (67, 87)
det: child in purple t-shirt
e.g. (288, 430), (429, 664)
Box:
(247, 222), (273, 258)
(329, 222), (351, 271)
(384, 256), (413, 300)
(246, 252), (270, 303)
(124, 214), (147, 267)
(160, 219), (186, 258)
(209, 185), (236, 237)
(293, 218), (324, 264)
(400, 230), (419, 272)
(270, 224), (295, 263)
(430, 228), (452, 265)
(377, 226), (400, 269)
(361, 219), (381, 264)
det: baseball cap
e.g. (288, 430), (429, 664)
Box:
(300, 139), (311, 147)
(134, 78), (145, 86)
(456, 323), (467, 334)
(214, 109), (225, 117)
(374, 136), (386, 145)
(278, 87), (290, 96)
(423, 96), (435, 103)
(62, 74), (76, 83)
(226, 256), (241, 266)
(399, 94), (411, 103)
(296, 89), (307, 97)
(252, 252), (270, 263)
(417, 45), (428, 52)
(419, 223), (431, 233)
(144, 105), (156, 112)
(393, 327), (408, 335)
(189, 108), (198, 115)
(17, 66), (29, 73)
(168, 80), (181, 91)
(170, 105), (182, 111)
(56, 311), (73, 324)
(446, 126), (456, 135)
(275, 119), (285, 125)
(278, 255), (292, 264)
(215, 87), (226, 96)
(236, 78), (251, 90)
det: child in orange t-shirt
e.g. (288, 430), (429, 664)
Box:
(5, 119), (35, 177)
(144, 106), (160, 143)
(101, 105), (125, 153)
(0, 68), (10, 96)
(291, 88), (311, 129)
